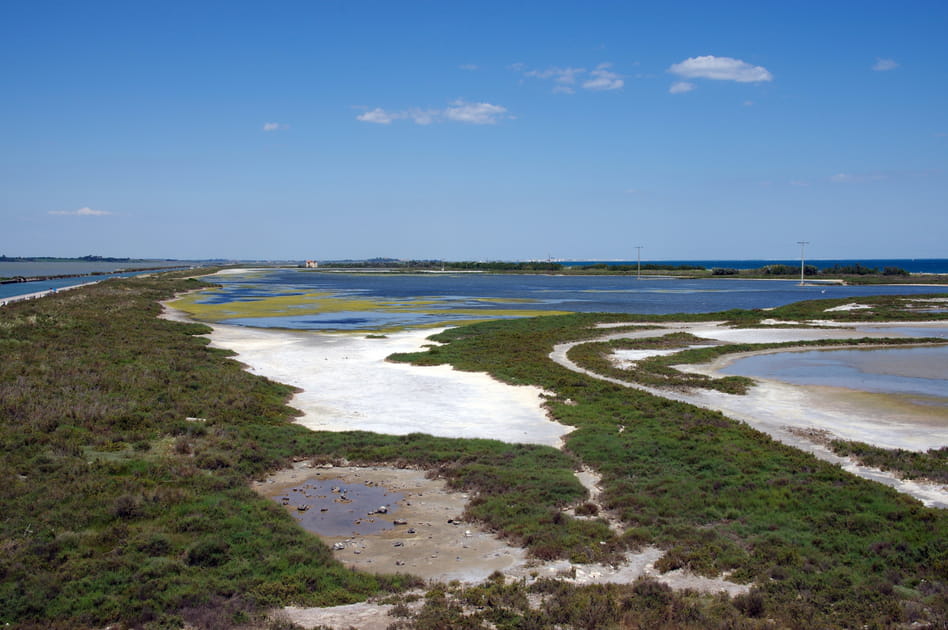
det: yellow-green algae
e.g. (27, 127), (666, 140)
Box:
(169, 288), (568, 332)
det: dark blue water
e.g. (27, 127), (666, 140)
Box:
(202, 269), (948, 323)
(0, 268), (190, 300)
(561, 259), (948, 273)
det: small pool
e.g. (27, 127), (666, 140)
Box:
(274, 478), (403, 536)
(719, 345), (948, 403)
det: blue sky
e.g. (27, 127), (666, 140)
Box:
(2, 1), (946, 261)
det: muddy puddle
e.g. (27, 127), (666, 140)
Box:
(254, 463), (527, 582)
(274, 478), (404, 537)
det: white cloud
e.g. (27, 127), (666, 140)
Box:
(669, 81), (695, 94)
(357, 108), (397, 124)
(583, 63), (623, 91)
(444, 100), (508, 124)
(356, 101), (508, 126)
(262, 122), (288, 131)
(49, 206), (113, 216)
(873, 58), (899, 71)
(668, 55), (773, 83)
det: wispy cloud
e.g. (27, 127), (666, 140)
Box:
(873, 58), (899, 71)
(262, 122), (289, 131)
(356, 100), (509, 125)
(525, 66), (585, 85)
(583, 63), (623, 91)
(669, 81), (695, 94)
(513, 62), (624, 93)
(49, 206), (113, 216)
(668, 55), (773, 85)
(829, 172), (888, 184)
(459, 64), (479, 71)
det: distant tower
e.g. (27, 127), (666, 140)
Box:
(797, 241), (809, 286)
(635, 246), (643, 280)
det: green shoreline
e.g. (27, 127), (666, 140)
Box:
(1, 273), (946, 628)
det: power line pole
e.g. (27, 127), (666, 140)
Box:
(797, 241), (809, 286)
(635, 246), (643, 280)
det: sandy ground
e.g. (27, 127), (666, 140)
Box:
(551, 321), (948, 508)
(258, 463), (749, 630)
(253, 463), (528, 582)
(201, 323), (569, 447)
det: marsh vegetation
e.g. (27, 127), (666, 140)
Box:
(1, 276), (946, 628)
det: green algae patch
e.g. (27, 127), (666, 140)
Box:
(170, 291), (383, 321)
(169, 287), (569, 331)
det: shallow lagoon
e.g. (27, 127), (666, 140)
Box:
(188, 268), (948, 330)
(720, 345), (948, 405)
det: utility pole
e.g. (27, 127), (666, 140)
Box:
(635, 246), (643, 280)
(797, 241), (809, 286)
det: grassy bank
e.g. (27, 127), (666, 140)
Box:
(0, 276), (615, 628)
(3, 276), (946, 628)
(391, 313), (948, 628)
(0, 276), (426, 628)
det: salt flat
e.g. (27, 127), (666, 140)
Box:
(205, 323), (569, 447)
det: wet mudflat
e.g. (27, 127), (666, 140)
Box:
(273, 477), (404, 537)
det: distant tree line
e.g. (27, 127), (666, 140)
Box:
(319, 260), (565, 271)
(0, 254), (133, 262)
(759, 263), (909, 276)
(578, 263), (705, 271)
(314, 259), (911, 276)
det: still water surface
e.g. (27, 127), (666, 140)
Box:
(196, 268), (948, 330)
(720, 346), (948, 404)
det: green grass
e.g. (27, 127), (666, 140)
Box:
(3, 278), (946, 628)
(0, 277), (421, 628)
(0, 277), (617, 628)
(391, 312), (948, 628)
(829, 441), (948, 484)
